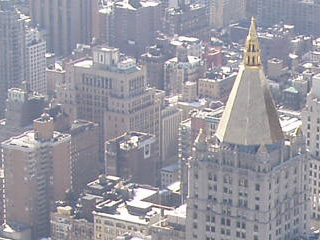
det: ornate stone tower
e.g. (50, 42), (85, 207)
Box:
(186, 17), (310, 240)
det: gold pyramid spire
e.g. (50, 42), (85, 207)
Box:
(244, 17), (261, 67)
(215, 17), (284, 146)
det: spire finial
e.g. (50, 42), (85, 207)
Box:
(244, 16), (261, 67)
(249, 17), (257, 37)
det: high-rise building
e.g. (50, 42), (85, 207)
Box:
(98, 3), (115, 46)
(179, 119), (192, 202)
(68, 120), (100, 196)
(302, 73), (320, 227)
(57, 46), (162, 160)
(112, 0), (161, 57)
(294, 0), (320, 37)
(30, 0), (99, 56)
(25, 27), (47, 95)
(255, 0), (294, 28)
(186, 18), (310, 239)
(210, 0), (246, 28)
(164, 3), (210, 40)
(0, 1), (26, 117)
(2, 114), (71, 239)
(254, 0), (320, 36)
(141, 45), (167, 90)
(160, 103), (183, 164)
(179, 106), (224, 202)
(4, 87), (46, 129)
(0, 87), (45, 226)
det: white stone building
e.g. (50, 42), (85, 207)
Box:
(186, 18), (310, 240)
(25, 27), (47, 95)
(302, 73), (320, 227)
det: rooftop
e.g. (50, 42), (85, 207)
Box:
(2, 131), (70, 150)
(93, 185), (160, 225)
(116, 0), (159, 10)
(190, 107), (225, 123)
(161, 163), (179, 173)
(94, 204), (160, 225)
(74, 57), (141, 74)
(110, 132), (155, 151)
(166, 56), (202, 66)
(178, 98), (207, 107)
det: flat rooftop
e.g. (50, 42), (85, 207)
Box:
(93, 186), (159, 224)
(94, 204), (160, 225)
(2, 131), (70, 150)
(74, 58), (141, 74)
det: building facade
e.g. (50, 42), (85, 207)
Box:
(302, 73), (320, 227)
(105, 132), (159, 186)
(25, 27), (47, 95)
(112, 0), (161, 57)
(160, 103), (183, 163)
(51, 206), (94, 240)
(30, 0), (99, 56)
(164, 3), (210, 40)
(69, 120), (100, 196)
(0, 87), (45, 226)
(0, 1), (26, 117)
(198, 69), (237, 102)
(210, 0), (246, 28)
(164, 45), (204, 96)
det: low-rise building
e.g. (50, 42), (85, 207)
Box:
(51, 206), (94, 240)
(160, 163), (180, 189)
(105, 132), (159, 186)
(150, 204), (186, 240)
(164, 48), (204, 95)
(198, 67), (237, 102)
